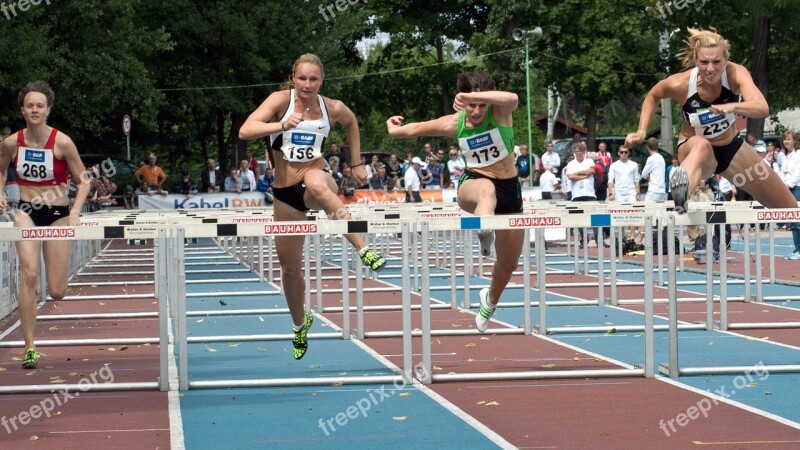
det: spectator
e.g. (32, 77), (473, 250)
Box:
(174, 170), (198, 197)
(360, 155), (372, 182)
(561, 153), (574, 200)
(96, 166), (117, 206)
(134, 154), (167, 193)
(425, 153), (444, 189)
(541, 141), (560, 174)
(566, 143), (599, 246)
(122, 185), (136, 209)
(238, 159), (256, 191)
(405, 157), (422, 202)
(200, 158), (223, 193)
(402, 151), (414, 177)
(596, 141), (612, 167)
(423, 142), (433, 161)
(328, 159), (343, 185)
(368, 154), (381, 177)
(780, 130), (800, 260)
(641, 137), (667, 202)
(339, 165), (359, 196)
(386, 153), (401, 182)
(446, 148), (466, 188)
(516, 144), (531, 186)
(666, 156), (680, 200)
(608, 145), (641, 243)
(135, 179), (155, 198)
(224, 168), (242, 193)
(257, 166), (275, 204)
(245, 149), (264, 175)
(369, 165), (394, 191)
(539, 167), (560, 200)
(435, 147), (445, 163)
(326, 142), (348, 167)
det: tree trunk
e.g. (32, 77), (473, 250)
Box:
(435, 37), (449, 118)
(586, 106), (597, 153)
(747, 16), (770, 140)
(228, 114), (245, 172)
(216, 109), (227, 175)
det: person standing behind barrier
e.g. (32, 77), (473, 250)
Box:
(515, 144), (531, 186)
(625, 28), (795, 214)
(780, 130), (800, 260)
(200, 158), (222, 193)
(566, 142), (599, 246)
(666, 156), (679, 200)
(238, 159), (256, 192)
(608, 146), (641, 242)
(446, 147), (466, 189)
(404, 157), (422, 202)
(135, 154), (167, 193)
(239, 53), (387, 359)
(641, 137), (667, 202)
(0, 81), (91, 369)
(541, 141), (560, 175)
(387, 70), (523, 333)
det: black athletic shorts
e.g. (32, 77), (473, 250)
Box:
(677, 134), (744, 174)
(272, 182), (309, 212)
(17, 201), (70, 227)
(458, 170), (523, 214)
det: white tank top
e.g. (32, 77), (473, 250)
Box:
(269, 89), (331, 163)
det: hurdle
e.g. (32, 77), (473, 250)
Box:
(0, 219), (169, 394)
(660, 207), (800, 377)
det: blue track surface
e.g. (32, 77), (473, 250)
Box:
(176, 242), (800, 448)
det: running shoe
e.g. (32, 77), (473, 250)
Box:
(478, 230), (495, 257)
(670, 166), (689, 214)
(475, 288), (495, 333)
(292, 312), (313, 360)
(785, 252), (800, 260)
(22, 348), (38, 369)
(361, 249), (387, 272)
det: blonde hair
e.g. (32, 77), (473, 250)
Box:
(679, 28), (731, 69)
(280, 53), (325, 90)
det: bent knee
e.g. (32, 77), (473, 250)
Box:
(48, 286), (68, 301)
(494, 258), (519, 275)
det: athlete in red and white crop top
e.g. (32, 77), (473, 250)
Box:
(14, 128), (69, 186)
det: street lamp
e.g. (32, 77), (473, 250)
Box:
(513, 27), (542, 187)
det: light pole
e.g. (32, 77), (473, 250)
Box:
(513, 27), (542, 186)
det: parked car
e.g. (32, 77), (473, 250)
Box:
(79, 154), (139, 195)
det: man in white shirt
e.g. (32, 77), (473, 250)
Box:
(566, 143), (598, 245)
(539, 169), (560, 200)
(608, 145), (641, 242)
(641, 138), (667, 202)
(405, 157), (422, 202)
(541, 141), (560, 174)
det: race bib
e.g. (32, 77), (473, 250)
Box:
(458, 128), (509, 169)
(688, 108), (733, 139)
(18, 147), (55, 183)
(281, 131), (324, 163)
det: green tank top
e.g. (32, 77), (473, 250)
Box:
(455, 105), (515, 169)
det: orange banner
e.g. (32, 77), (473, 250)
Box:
(338, 189), (445, 205)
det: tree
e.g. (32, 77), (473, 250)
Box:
(471, 0), (663, 152)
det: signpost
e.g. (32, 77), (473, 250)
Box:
(122, 115), (131, 160)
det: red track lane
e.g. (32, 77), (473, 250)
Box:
(0, 242), (168, 449)
(309, 263), (800, 448)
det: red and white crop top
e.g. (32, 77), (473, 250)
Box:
(13, 128), (68, 186)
